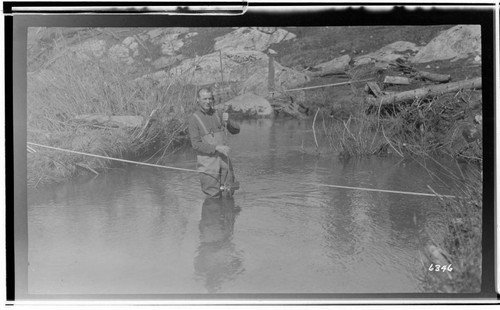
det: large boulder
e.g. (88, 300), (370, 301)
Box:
(353, 41), (421, 66)
(220, 93), (273, 117)
(411, 25), (481, 63)
(161, 50), (310, 97)
(214, 27), (296, 52)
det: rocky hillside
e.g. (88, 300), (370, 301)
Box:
(28, 27), (304, 100)
(28, 25), (481, 102)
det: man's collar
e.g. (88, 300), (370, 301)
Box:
(200, 107), (215, 115)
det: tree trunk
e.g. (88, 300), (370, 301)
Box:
(383, 76), (410, 85)
(369, 77), (481, 106)
(417, 71), (451, 83)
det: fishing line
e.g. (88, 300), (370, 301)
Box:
(27, 142), (199, 174)
(298, 182), (455, 198)
(232, 171), (457, 199)
(27, 141), (457, 199)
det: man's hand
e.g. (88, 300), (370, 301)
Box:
(215, 145), (230, 156)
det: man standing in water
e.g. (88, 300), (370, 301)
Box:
(188, 88), (240, 198)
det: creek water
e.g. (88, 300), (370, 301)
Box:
(27, 118), (457, 295)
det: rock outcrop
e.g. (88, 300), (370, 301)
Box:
(411, 25), (481, 63)
(70, 28), (199, 66)
(214, 27), (296, 52)
(161, 50), (310, 97)
(353, 41), (421, 66)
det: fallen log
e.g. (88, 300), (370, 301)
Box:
(368, 77), (481, 106)
(383, 76), (411, 85)
(416, 71), (451, 83)
(73, 114), (144, 128)
(365, 81), (383, 97)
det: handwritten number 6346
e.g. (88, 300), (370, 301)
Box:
(428, 264), (453, 272)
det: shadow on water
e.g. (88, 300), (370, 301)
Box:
(194, 197), (244, 293)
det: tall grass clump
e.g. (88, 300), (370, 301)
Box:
(27, 47), (197, 187)
(321, 110), (386, 157)
(418, 158), (482, 293)
(317, 66), (387, 157)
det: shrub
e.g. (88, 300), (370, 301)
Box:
(27, 46), (197, 186)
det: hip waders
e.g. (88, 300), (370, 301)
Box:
(193, 113), (237, 198)
(199, 155), (236, 198)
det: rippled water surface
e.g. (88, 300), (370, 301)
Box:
(28, 118), (456, 295)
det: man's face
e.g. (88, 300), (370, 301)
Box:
(197, 91), (214, 112)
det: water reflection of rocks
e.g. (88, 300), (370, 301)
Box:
(194, 197), (244, 293)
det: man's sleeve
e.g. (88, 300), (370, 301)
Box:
(188, 115), (217, 155)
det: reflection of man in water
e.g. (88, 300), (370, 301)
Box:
(194, 197), (243, 293)
(188, 88), (240, 198)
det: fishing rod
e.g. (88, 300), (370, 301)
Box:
(27, 141), (457, 199)
(220, 105), (239, 193)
